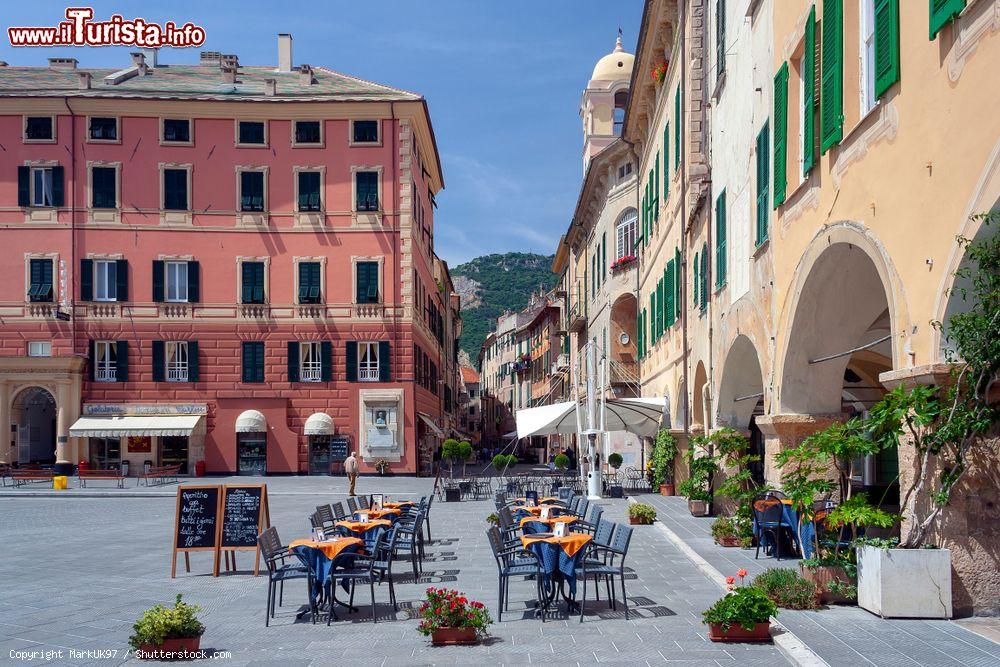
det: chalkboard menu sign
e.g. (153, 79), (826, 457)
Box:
(171, 485), (222, 578)
(176, 486), (220, 549)
(222, 485), (265, 548)
(330, 436), (349, 462)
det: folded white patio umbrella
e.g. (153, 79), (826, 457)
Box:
(515, 397), (668, 439)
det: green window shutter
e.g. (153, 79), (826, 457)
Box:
(320, 341), (332, 382)
(287, 341), (300, 382)
(188, 261), (200, 303)
(773, 62), (789, 208)
(717, 0), (726, 79)
(602, 232), (607, 277)
(874, 0), (901, 97)
(756, 122), (770, 246)
(637, 309), (643, 359)
(663, 124), (670, 196)
(675, 248), (682, 319)
(152, 340), (165, 382)
(930, 0), (965, 39)
(51, 166), (65, 207)
(673, 88), (681, 172)
(187, 341), (199, 382)
(821, 0), (844, 153)
(803, 5), (817, 176)
(80, 259), (93, 301)
(17, 166), (30, 207)
(656, 278), (663, 338)
(241, 343), (253, 382)
(665, 260), (676, 327)
(115, 259), (128, 302)
(654, 154), (660, 216)
(345, 341), (358, 382)
(701, 243), (709, 311)
(649, 293), (655, 344)
(378, 341), (391, 381)
(88, 340), (95, 381)
(693, 251), (700, 309)
(116, 340), (128, 382)
(152, 261), (164, 302)
(716, 190), (727, 287)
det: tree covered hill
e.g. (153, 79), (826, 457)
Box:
(452, 252), (557, 366)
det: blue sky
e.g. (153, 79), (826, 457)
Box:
(0, 1), (643, 266)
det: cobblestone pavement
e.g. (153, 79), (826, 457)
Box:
(639, 493), (1000, 667)
(0, 476), (788, 666)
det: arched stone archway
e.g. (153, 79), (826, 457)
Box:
(11, 386), (56, 464)
(716, 335), (765, 430)
(778, 232), (900, 416)
(609, 293), (638, 392)
(692, 361), (708, 434)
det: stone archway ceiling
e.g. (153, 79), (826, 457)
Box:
(716, 335), (766, 430)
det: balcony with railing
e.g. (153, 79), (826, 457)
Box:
(166, 363), (188, 382)
(567, 301), (587, 333)
(301, 361), (322, 382)
(359, 364), (379, 382)
(95, 366), (116, 382)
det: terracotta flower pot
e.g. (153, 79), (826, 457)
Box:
(716, 535), (742, 547)
(138, 636), (202, 658)
(659, 483), (674, 496)
(800, 564), (852, 604)
(629, 517), (653, 525)
(688, 499), (710, 516)
(707, 622), (771, 643)
(431, 627), (478, 645)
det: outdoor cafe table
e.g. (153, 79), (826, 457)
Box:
(514, 496), (562, 505)
(354, 508), (400, 522)
(752, 499), (817, 559)
(381, 501), (413, 510)
(290, 536), (365, 616)
(335, 518), (392, 551)
(512, 504), (563, 518)
(521, 531), (593, 612)
(520, 514), (577, 535)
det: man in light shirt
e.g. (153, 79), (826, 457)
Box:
(344, 451), (359, 496)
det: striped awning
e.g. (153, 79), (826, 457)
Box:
(69, 415), (202, 438)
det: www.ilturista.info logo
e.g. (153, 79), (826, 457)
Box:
(8, 7), (206, 48)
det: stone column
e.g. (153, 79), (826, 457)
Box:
(754, 413), (841, 487)
(54, 382), (72, 474)
(0, 382), (9, 465)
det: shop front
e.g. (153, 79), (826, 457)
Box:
(69, 403), (206, 476)
(234, 410), (267, 475)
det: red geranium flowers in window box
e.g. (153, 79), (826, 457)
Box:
(611, 255), (637, 272)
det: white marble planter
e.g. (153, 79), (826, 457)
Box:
(856, 545), (952, 618)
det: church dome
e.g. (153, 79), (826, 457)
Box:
(591, 36), (634, 82)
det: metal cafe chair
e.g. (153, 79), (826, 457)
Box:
(355, 526), (401, 613)
(581, 519), (616, 602)
(331, 501), (348, 520)
(575, 503), (604, 535)
(754, 499), (795, 560)
(315, 504), (336, 529)
(359, 495), (371, 510)
(257, 527), (309, 627)
(486, 526), (543, 622)
(347, 496), (359, 514)
(579, 524), (633, 621)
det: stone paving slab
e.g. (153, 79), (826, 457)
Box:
(637, 493), (1000, 667)
(0, 479), (788, 665)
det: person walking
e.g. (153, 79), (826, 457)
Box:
(344, 450), (359, 496)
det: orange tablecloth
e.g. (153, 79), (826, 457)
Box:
(382, 501), (413, 509)
(519, 515), (577, 529)
(512, 504), (562, 516)
(289, 536), (364, 560)
(335, 519), (392, 533)
(515, 497), (561, 505)
(521, 531), (593, 558)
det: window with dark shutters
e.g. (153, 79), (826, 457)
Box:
(929, 0), (965, 39)
(80, 259), (93, 301)
(241, 262), (265, 304)
(188, 261), (200, 303)
(294, 121), (321, 144)
(355, 171), (379, 212)
(353, 120), (379, 143)
(238, 121), (265, 145)
(716, 191), (727, 288)
(773, 62), (789, 208)
(115, 259), (128, 302)
(701, 244), (709, 312)
(152, 261), (165, 302)
(17, 166), (30, 207)
(378, 341), (391, 382)
(665, 260), (676, 327)
(242, 342), (264, 383)
(162, 119), (190, 143)
(298, 171), (321, 212)
(345, 341), (358, 382)
(716, 0), (726, 80)
(187, 341), (199, 382)
(287, 341), (300, 382)
(756, 122), (770, 246)
(821, 0), (844, 153)
(874, 0), (900, 97)
(25, 116), (53, 141)
(115, 340), (128, 382)
(674, 248), (682, 319)
(674, 87), (681, 173)
(152, 340), (165, 382)
(28, 258), (53, 302)
(355, 261), (379, 304)
(693, 251), (700, 310)
(164, 169), (188, 210)
(240, 171), (265, 211)
(298, 261), (321, 303)
(89, 117), (117, 141)
(321, 341), (332, 382)
(803, 6), (818, 176)
(92, 167), (117, 209)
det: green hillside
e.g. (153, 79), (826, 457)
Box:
(451, 252), (557, 366)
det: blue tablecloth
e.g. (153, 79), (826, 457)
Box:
(752, 504), (816, 559)
(292, 543), (362, 603)
(521, 520), (550, 535)
(524, 539), (588, 596)
(338, 523), (386, 552)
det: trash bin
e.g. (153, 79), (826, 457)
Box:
(120, 460), (130, 477)
(78, 460), (90, 473)
(194, 460), (206, 477)
(53, 475), (68, 490)
(143, 459), (153, 475)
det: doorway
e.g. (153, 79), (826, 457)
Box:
(161, 436), (189, 474)
(13, 387), (56, 464)
(89, 437), (121, 469)
(308, 435), (332, 475)
(237, 432), (267, 475)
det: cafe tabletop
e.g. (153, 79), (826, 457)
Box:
(381, 501), (413, 509)
(290, 536), (364, 561)
(357, 508), (400, 521)
(521, 531), (592, 558)
(512, 504), (562, 516)
(335, 518), (392, 533)
(519, 515), (577, 529)
(515, 497), (561, 505)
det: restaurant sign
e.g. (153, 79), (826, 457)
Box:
(83, 403), (207, 416)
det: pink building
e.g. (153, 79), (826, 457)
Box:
(0, 38), (460, 476)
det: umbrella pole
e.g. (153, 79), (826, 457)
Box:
(585, 343), (601, 500)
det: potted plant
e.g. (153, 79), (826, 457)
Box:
(678, 442), (716, 516)
(554, 453), (570, 471)
(417, 587), (492, 645)
(628, 502), (657, 525)
(650, 60), (668, 84)
(458, 440), (473, 477)
(486, 512), (499, 526)
(129, 594), (205, 658)
(711, 428), (763, 546)
(441, 438), (461, 480)
(702, 570), (776, 642)
(651, 430), (677, 495)
(374, 458), (390, 476)
(752, 568), (820, 610)
(711, 517), (742, 547)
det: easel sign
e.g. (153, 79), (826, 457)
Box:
(171, 485), (222, 578)
(219, 483), (270, 576)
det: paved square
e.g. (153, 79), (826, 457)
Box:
(0, 476), (788, 666)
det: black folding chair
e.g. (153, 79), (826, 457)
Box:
(579, 524), (633, 621)
(486, 527), (543, 622)
(257, 527), (309, 627)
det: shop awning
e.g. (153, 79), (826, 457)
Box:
(69, 415), (202, 438)
(304, 412), (334, 435)
(235, 410), (266, 433)
(417, 412), (445, 438)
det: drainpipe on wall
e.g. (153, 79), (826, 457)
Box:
(390, 102), (399, 386)
(679, 3), (690, 441)
(702, 0), (714, 437)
